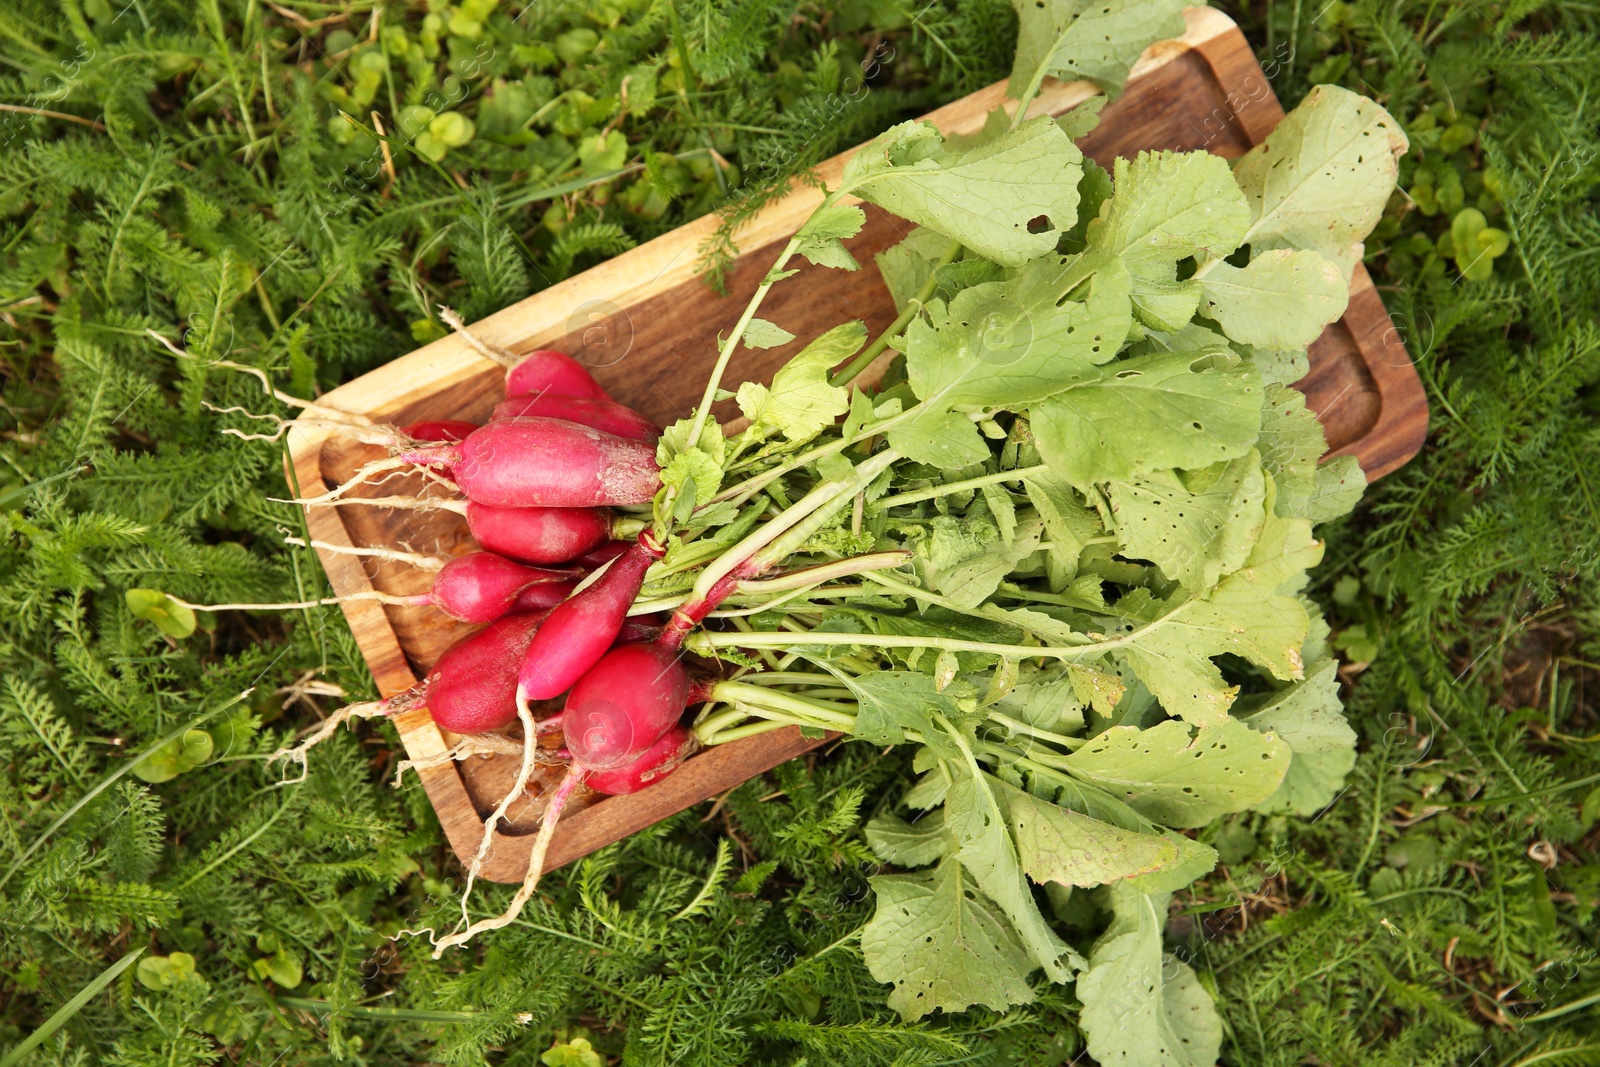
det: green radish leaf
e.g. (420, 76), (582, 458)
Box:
(1304, 455), (1365, 523)
(1063, 719), (1292, 827)
(1230, 84), (1409, 279)
(886, 408), (991, 468)
(1078, 884), (1223, 1067)
(901, 256), (1133, 412)
(1257, 384), (1330, 516)
(1030, 349), (1265, 491)
(1113, 507), (1323, 723)
(864, 809), (951, 867)
(845, 671), (972, 757)
(931, 514), (1044, 609)
(742, 318), (796, 349)
(987, 773), (1180, 887)
(945, 771), (1079, 981)
(1104, 453), (1267, 593)
(1008, 0), (1189, 100)
(1056, 95), (1107, 140)
(1125, 832), (1221, 894)
(1084, 151), (1250, 330)
(1239, 660), (1357, 815)
(795, 203), (866, 271)
(1200, 248), (1349, 349)
(1256, 387), (1367, 523)
(1068, 664), (1125, 717)
(655, 416), (727, 514)
(876, 226), (950, 311)
(736, 321), (860, 442)
(862, 859), (1036, 1019)
(843, 117), (1082, 267)
(126, 588), (197, 639)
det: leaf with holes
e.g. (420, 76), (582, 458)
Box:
(843, 117), (1083, 267)
(1008, 0), (1191, 99)
(1078, 884), (1223, 1067)
(1229, 84), (1410, 278)
(1030, 349), (1265, 491)
(1063, 719), (1291, 827)
(861, 859), (1037, 1019)
(1104, 453), (1267, 592)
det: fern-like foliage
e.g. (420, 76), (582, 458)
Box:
(0, 1), (1023, 1065)
(1199, 2), (1600, 1062)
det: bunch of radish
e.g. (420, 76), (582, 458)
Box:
(217, 328), (720, 951)
(202, 308), (906, 958)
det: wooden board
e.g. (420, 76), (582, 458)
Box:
(286, 7), (1428, 883)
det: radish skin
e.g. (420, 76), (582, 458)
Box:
(508, 577), (580, 614)
(492, 394), (659, 441)
(426, 552), (579, 624)
(505, 350), (609, 401)
(516, 533), (666, 702)
(406, 417), (661, 508)
(465, 502), (616, 564)
(425, 611), (551, 734)
(561, 642), (689, 770)
(586, 725), (694, 795)
(575, 539), (630, 568)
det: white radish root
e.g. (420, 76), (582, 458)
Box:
(268, 698), (391, 780)
(283, 536), (446, 572)
(202, 403), (403, 446)
(439, 305), (519, 368)
(451, 703), (546, 935)
(276, 493), (468, 513)
(391, 732), (539, 786)
(171, 590), (427, 613)
(431, 763), (586, 957)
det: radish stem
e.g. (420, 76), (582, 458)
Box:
(828, 238), (961, 388)
(872, 464), (1049, 509)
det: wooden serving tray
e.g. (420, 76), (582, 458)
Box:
(286, 7), (1427, 883)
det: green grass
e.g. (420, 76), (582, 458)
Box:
(1, 1), (1597, 1065)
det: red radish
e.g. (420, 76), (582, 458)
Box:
(575, 539), (630, 569)
(168, 552), (574, 627)
(509, 577), (579, 613)
(425, 611), (551, 734)
(403, 419), (479, 443)
(616, 613), (665, 645)
(562, 642), (689, 769)
(429, 639), (684, 957)
(492, 394), (659, 441)
(585, 725), (694, 794)
(516, 532), (666, 702)
(424, 552), (579, 624)
(505, 349), (609, 401)
(401, 417), (661, 508)
(270, 611), (550, 766)
(465, 502), (616, 564)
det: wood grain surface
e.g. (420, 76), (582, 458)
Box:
(286, 7), (1428, 883)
